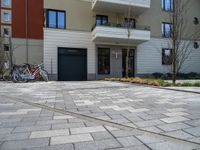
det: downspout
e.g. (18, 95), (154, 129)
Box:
(25, 0), (28, 63)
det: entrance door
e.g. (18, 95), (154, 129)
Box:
(122, 49), (135, 77)
(58, 48), (87, 81)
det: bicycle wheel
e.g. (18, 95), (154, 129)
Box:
(3, 69), (12, 81)
(40, 69), (49, 82)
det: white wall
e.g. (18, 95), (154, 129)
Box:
(12, 38), (43, 65)
(137, 38), (200, 74)
(44, 28), (96, 77)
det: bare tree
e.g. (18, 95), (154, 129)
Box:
(166, 0), (200, 84)
(0, 33), (15, 80)
(125, 3), (135, 78)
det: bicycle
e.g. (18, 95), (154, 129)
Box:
(11, 63), (49, 83)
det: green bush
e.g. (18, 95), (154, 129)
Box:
(152, 72), (200, 80)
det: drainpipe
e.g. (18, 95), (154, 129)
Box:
(25, 0), (29, 63)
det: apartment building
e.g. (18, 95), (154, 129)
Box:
(0, 0), (43, 65)
(2, 0), (199, 81)
(43, 0), (200, 81)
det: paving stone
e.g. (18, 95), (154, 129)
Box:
(70, 126), (106, 134)
(141, 126), (163, 133)
(74, 141), (99, 150)
(136, 134), (166, 144)
(111, 145), (150, 150)
(13, 125), (51, 133)
(184, 126), (200, 136)
(111, 130), (141, 138)
(148, 141), (199, 150)
(117, 136), (143, 147)
(164, 112), (189, 117)
(30, 129), (69, 139)
(24, 144), (74, 150)
(94, 138), (122, 150)
(91, 131), (113, 140)
(184, 119), (200, 127)
(53, 115), (75, 120)
(160, 116), (190, 123)
(0, 128), (13, 134)
(52, 122), (85, 130)
(1, 138), (49, 150)
(134, 120), (165, 128)
(36, 120), (68, 126)
(157, 122), (191, 132)
(167, 108), (187, 112)
(51, 134), (93, 145)
(0, 132), (30, 141)
(164, 130), (194, 139)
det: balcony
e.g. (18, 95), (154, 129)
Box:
(92, 23), (151, 45)
(92, 0), (151, 15)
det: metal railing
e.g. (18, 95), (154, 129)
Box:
(92, 22), (151, 31)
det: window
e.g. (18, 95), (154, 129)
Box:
(4, 44), (9, 51)
(98, 48), (110, 74)
(162, 48), (172, 65)
(96, 15), (108, 26)
(162, 0), (173, 11)
(2, 0), (11, 7)
(1, 26), (11, 37)
(46, 9), (66, 29)
(162, 22), (172, 38)
(4, 28), (9, 36)
(3, 12), (11, 22)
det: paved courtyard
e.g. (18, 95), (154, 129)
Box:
(0, 81), (200, 150)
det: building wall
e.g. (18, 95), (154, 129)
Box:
(12, 0), (43, 39)
(12, 38), (43, 65)
(44, 0), (93, 32)
(136, 38), (200, 75)
(43, 0), (200, 79)
(44, 28), (96, 80)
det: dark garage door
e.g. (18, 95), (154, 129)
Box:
(58, 48), (87, 81)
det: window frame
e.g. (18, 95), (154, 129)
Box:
(162, 0), (173, 12)
(162, 22), (173, 38)
(98, 48), (110, 75)
(162, 48), (172, 65)
(46, 9), (66, 29)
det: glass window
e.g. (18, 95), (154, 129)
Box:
(4, 44), (9, 51)
(162, 48), (172, 65)
(47, 10), (66, 29)
(48, 11), (56, 28)
(98, 48), (110, 75)
(3, 12), (10, 22)
(57, 12), (65, 29)
(162, 0), (173, 11)
(2, 0), (11, 7)
(96, 15), (108, 26)
(162, 22), (172, 38)
(3, 27), (10, 36)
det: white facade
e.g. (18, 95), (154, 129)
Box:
(137, 38), (200, 75)
(44, 28), (96, 80)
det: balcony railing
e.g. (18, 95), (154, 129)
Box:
(92, 22), (150, 31)
(92, 22), (151, 45)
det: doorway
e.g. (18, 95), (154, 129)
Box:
(122, 49), (135, 77)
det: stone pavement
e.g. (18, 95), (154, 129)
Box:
(0, 81), (200, 150)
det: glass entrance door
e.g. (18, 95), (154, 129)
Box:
(122, 49), (135, 77)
